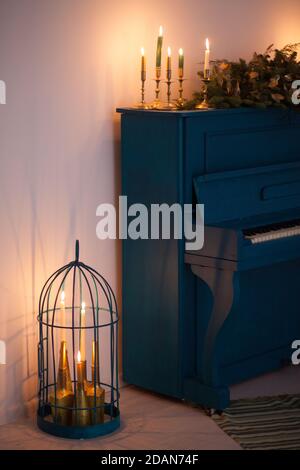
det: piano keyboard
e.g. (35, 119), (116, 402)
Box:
(244, 219), (300, 244)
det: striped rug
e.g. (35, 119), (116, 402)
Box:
(212, 394), (300, 450)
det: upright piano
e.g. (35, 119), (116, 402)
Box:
(117, 107), (300, 410)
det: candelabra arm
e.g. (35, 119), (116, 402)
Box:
(134, 70), (148, 109)
(177, 76), (186, 108)
(150, 67), (165, 109)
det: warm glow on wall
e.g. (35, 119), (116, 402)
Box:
(0, 340), (6, 365)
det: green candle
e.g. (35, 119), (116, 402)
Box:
(156, 25), (163, 68)
(178, 48), (184, 77)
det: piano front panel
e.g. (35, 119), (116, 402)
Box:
(184, 108), (299, 205)
(205, 126), (299, 173)
(193, 161), (300, 225)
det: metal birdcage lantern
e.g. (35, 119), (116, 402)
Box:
(37, 240), (120, 439)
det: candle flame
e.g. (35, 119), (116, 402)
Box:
(61, 291), (65, 303)
(206, 38), (210, 51)
(81, 301), (86, 312)
(179, 48), (183, 56)
(168, 46), (171, 57)
(141, 47), (145, 56)
(77, 350), (81, 362)
(159, 25), (163, 37)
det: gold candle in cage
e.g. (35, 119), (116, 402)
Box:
(50, 341), (74, 426)
(80, 301), (86, 361)
(73, 350), (90, 426)
(87, 340), (105, 424)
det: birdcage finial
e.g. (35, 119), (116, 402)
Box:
(75, 240), (79, 262)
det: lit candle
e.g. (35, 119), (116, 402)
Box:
(60, 291), (66, 341)
(75, 349), (90, 425)
(59, 340), (67, 369)
(178, 48), (184, 78)
(92, 340), (100, 383)
(167, 46), (171, 79)
(77, 350), (84, 384)
(92, 340), (96, 368)
(204, 38), (210, 79)
(156, 25), (163, 68)
(87, 340), (105, 424)
(80, 301), (86, 362)
(141, 47), (146, 77)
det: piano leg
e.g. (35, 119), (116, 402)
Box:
(186, 264), (237, 409)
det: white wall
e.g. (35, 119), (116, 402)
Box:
(0, 0), (299, 425)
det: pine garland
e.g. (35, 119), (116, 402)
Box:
(183, 43), (300, 110)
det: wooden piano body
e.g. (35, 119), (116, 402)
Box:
(117, 107), (300, 410)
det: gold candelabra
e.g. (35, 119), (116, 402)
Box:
(131, 41), (215, 111)
(135, 70), (148, 109)
(196, 70), (211, 109)
(177, 71), (186, 108)
(150, 67), (164, 109)
(165, 74), (176, 110)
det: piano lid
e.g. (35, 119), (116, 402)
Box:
(194, 161), (300, 225)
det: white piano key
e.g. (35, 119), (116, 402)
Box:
(247, 225), (300, 244)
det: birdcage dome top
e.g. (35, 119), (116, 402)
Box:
(38, 240), (118, 328)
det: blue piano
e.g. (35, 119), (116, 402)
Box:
(117, 107), (300, 410)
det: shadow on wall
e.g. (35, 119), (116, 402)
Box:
(0, 112), (122, 425)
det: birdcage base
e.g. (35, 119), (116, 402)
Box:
(37, 404), (120, 439)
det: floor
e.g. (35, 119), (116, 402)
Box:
(0, 366), (299, 450)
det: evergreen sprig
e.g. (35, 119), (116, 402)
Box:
(183, 43), (300, 110)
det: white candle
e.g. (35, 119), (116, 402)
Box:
(204, 38), (210, 78)
(60, 291), (66, 341)
(80, 301), (86, 361)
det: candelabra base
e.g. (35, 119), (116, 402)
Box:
(195, 78), (210, 110)
(195, 99), (210, 110)
(160, 101), (178, 111)
(133, 102), (150, 110)
(176, 97), (186, 108)
(149, 99), (165, 110)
